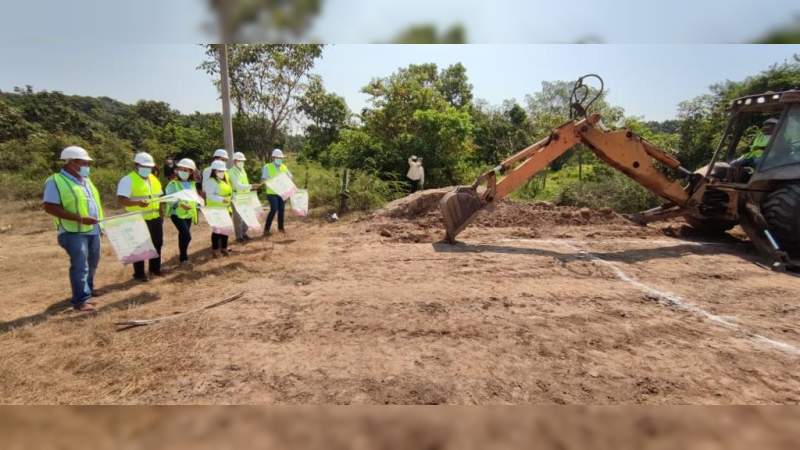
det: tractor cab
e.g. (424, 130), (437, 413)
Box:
(707, 90), (800, 186)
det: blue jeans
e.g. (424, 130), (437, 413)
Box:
(57, 232), (101, 307)
(265, 194), (285, 232)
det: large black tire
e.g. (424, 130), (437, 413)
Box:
(762, 183), (800, 256)
(684, 216), (736, 235)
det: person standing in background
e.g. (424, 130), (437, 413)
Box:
(163, 157), (176, 181)
(117, 152), (164, 281)
(406, 155), (424, 192)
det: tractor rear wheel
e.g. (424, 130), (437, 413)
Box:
(684, 216), (736, 235)
(762, 183), (800, 256)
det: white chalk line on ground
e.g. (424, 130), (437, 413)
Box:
(503, 238), (800, 356)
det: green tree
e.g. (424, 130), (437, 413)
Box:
(199, 43), (323, 158)
(390, 24), (467, 44)
(298, 75), (350, 160)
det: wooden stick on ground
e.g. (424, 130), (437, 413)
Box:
(115, 291), (245, 331)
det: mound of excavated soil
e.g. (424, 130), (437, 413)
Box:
(366, 188), (634, 243)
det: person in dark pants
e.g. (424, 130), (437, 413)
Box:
(117, 152), (164, 281)
(203, 160), (233, 257)
(261, 148), (293, 236)
(266, 194), (285, 233)
(166, 158), (200, 266)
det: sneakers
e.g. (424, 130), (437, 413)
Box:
(221, 249), (230, 257)
(133, 273), (149, 282)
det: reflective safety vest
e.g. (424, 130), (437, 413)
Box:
(207, 177), (232, 211)
(263, 162), (289, 195)
(166, 180), (198, 224)
(49, 172), (105, 233)
(229, 166), (250, 193)
(124, 171), (163, 220)
(742, 133), (771, 161)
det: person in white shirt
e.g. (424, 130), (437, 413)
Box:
(229, 151), (260, 242)
(406, 155), (424, 192)
(203, 160), (233, 257)
(202, 149), (229, 183)
(117, 152), (164, 281)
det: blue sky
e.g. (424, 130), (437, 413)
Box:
(0, 0), (797, 44)
(1, 44), (798, 122)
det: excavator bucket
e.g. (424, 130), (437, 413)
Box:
(439, 186), (485, 243)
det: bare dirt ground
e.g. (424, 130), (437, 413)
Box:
(2, 406), (799, 449)
(1, 191), (799, 404)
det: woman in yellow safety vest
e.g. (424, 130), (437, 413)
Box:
(203, 160), (233, 257)
(165, 158), (200, 266)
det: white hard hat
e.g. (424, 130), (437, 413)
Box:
(60, 146), (93, 161)
(176, 158), (196, 171)
(233, 152), (246, 161)
(133, 152), (156, 167)
(210, 160), (227, 171)
(271, 148), (284, 158)
(213, 149), (229, 159)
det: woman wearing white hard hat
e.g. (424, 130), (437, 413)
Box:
(229, 151), (261, 242)
(201, 148), (229, 184)
(117, 152), (164, 281)
(261, 148), (293, 236)
(42, 146), (104, 312)
(165, 158), (200, 265)
(203, 160), (233, 257)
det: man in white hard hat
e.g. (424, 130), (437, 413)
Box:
(117, 152), (165, 281)
(42, 146), (104, 312)
(202, 149), (229, 183)
(261, 148), (293, 236)
(229, 151), (260, 242)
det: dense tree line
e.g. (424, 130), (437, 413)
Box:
(2, 48), (799, 215)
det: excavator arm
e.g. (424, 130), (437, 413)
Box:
(440, 114), (695, 242)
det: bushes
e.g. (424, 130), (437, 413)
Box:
(555, 169), (660, 213)
(290, 158), (404, 213)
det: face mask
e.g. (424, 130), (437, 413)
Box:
(177, 171), (190, 181)
(235, 161), (244, 169)
(78, 166), (91, 178)
(216, 171), (226, 180)
(138, 167), (152, 178)
(274, 159), (283, 166)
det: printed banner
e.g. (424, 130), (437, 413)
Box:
(159, 189), (205, 206)
(290, 189), (309, 217)
(101, 213), (158, 265)
(201, 206), (234, 236)
(265, 173), (297, 200)
(233, 191), (262, 232)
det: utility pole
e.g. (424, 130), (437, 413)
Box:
(217, 43), (235, 164)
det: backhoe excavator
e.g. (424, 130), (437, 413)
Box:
(440, 75), (800, 271)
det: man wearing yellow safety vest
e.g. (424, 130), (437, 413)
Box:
(229, 151), (260, 243)
(42, 146), (104, 313)
(732, 118), (778, 168)
(165, 158), (200, 266)
(261, 148), (293, 236)
(117, 152), (164, 281)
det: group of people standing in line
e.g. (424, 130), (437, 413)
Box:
(42, 146), (293, 312)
